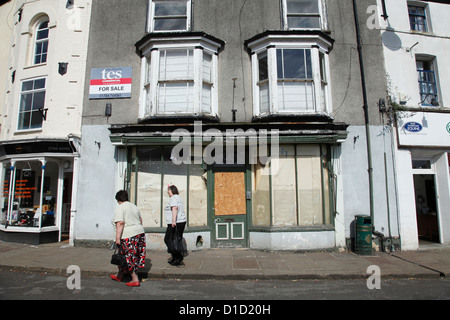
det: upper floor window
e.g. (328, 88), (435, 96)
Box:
(148, 0), (191, 32)
(282, 0), (325, 30)
(416, 58), (439, 106)
(34, 20), (49, 64)
(246, 32), (333, 117)
(136, 33), (224, 119)
(408, 4), (428, 32)
(18, 78), (46, 131)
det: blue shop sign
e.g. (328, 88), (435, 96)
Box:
(404, 122), (423, 132)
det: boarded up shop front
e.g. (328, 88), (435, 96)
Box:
(109, 122), (347, 250)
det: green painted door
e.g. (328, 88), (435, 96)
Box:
(212, 169), (248, 247)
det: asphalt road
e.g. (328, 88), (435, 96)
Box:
(1, 270), (449, 301)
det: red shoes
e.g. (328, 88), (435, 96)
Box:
(110, 274), (123, 282)
(126, 281), (140, 287)
(110, 274), (140, 287)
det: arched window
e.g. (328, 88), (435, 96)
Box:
(34, 20), (49, 64)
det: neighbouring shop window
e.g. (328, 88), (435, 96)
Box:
(1, 160), (59, 228)
(251, 144), (332, 227)
(135, 146), (208, 229)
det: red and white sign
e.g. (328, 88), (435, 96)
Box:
(89, 67), (132, 99)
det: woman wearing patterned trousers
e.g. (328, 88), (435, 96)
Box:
(111, 190), (146, 287)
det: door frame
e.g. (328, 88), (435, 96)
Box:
(209, 164), (251, 248)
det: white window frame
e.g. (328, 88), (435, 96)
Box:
(147, 0), (192, 33)
(34, 20), (49, 65)
(17, 77), (46, 131)
(281, 0), (328, 30)
(247, 33), (332, 117)
(138, 35), (221, 119)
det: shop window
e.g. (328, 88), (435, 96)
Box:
(148, 0), (191, 32)
(272, 146), (297, 226)
(2, 160), (59, 228)
(188, 164), (208, 227)
(136, 147), (163, 228)
(251, 144), (332, 227)
(252, 162), (271, 226)
(134, 146), (208, 229)
(18, 78), (46, 131)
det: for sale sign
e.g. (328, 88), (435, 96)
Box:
(89, 67), (132, 99)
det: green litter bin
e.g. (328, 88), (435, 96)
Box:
(355, 215), (372, 255)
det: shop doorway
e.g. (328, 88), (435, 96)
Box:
(61, 173), (73, 242)
(212, 168), (248, 247)
(414, 174), (440, 243)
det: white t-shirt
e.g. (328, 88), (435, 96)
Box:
(165, 194), (186, 225)
(112, 201), (145, 239)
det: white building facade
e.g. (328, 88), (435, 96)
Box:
(377, 0), (450, 250)
(0, 0), (91, 244)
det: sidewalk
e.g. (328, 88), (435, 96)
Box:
(0, 240), (449, 280)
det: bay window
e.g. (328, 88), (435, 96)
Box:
(277, 48), (314, 112)
(246, 31), (333, 118)
(158, 49), (195, 113)
(136, 33), (224, 119)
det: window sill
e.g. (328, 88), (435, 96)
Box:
(252, 113), (333, 123)
(15, 128), (43, 135)
(138, 113), (220, 124)
(394, 105), (449, 113)
(23, 63), (47, 70)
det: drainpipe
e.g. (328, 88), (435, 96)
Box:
(352, 0), (375, 228)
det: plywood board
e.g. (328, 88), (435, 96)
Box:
(214, 172), (246, 216)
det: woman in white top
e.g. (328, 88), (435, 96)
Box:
(111, 190), (146, 287)
(164, 185), (186, 266)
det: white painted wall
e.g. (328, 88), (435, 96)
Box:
(379, 0), (450, 108)
(340, 126), (399, 240)
(0, 1), (14, 128)
(74, 125), (117, 241)
(376, 0), (450, 250)
(1, 0), (91, 141)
